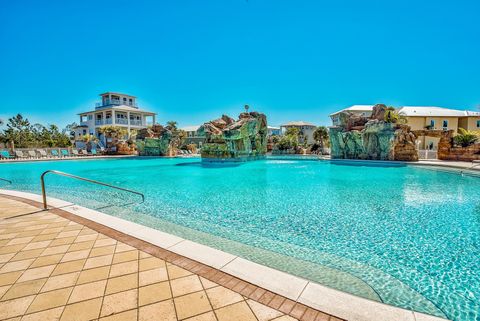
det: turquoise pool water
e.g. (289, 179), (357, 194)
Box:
(1, 157), (479, 321)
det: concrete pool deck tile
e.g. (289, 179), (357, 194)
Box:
(247, 299), (284, 321)
(51, 259), (86, 276)
(17, 264), (56, 282)
(22, 306), (65, 321)
(0, 295), (36, 319)
(76, 265), (110, 285)
(105, 273), (138, 295)
(171, 275), (203, 297)
(139, 300), (176, 321)
(100, 288), (138, 317)
(298, 282), (415, 321)
(174, 290), (212, 320)
(68, 279), (107, 303)
(26, 286), (73, 313)
(41, 271), (79, 292)
(138, 281), (172, 306)
(1, 278), (46, 301)
(60, 297), (103, 321)
(206, 285), (243, 309)
(139, 267), (169, 286)
(214, 301), (257, 321)
(168, 240), (236, 269)
(221, 257), (308, 301)
(131, 226), (185, 249)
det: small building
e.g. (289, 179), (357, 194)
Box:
(280, 121), (317, 144)
(180, 125), (205, 147)
(329, 105), (374, 126)
(75, 92), (157, 147)
(398, 106), (480, 150)
(267, 126), (281, 136)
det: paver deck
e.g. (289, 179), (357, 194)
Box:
(0, 195), (341, 321)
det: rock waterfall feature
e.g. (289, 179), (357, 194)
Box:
(329, 104), (419, 161)
(200, 111), (268, 162)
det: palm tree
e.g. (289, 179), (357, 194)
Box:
(166, 121), (178, 131)
(313, 126), (329, 150)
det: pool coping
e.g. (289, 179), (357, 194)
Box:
(0, 189), (450, 321)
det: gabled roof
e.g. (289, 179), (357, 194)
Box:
(398, 106), (480, 117)
(281, 121), (316, 127)
(329, 105), (374, 116)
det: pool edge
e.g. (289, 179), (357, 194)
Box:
(0, 189), (451, 321)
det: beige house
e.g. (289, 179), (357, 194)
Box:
(75, 92), (156, 147)
(398, 106), (480, 149)
(329, 105), (480, 150)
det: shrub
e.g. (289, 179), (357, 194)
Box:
(453, 128), (478, 147)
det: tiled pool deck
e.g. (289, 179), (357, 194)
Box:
(0, 195), (340, 321)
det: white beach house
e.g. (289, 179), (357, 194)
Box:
(280, 121), (317, 144)
(75, 92), (156, 146)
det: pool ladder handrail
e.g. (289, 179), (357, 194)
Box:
(0, 177), (12, 184)
(40, 170), (145, 210)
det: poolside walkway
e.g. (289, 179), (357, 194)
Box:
(0, 196), (340, 321)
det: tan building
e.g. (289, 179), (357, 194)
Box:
(329, 105), (480, 150)
(398, 106), (480, 150)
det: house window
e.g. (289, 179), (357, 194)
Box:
(82, 129), (87, 135)
(477, 120), (480, 128)
(87, 115), (93, 120)
(430, 120), (436, 128)
(442, 120), (448, 129)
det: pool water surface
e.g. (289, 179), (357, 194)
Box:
(1, 157), (479, 321)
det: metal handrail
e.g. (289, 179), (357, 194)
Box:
(0, 177), (12, 184)
(40, 170), (144, 210)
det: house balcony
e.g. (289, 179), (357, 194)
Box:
(130, 120), (143, 126)
(95, 99), (138, 108)
(94, 119), (113, 126)
(116, 119), (128, 125)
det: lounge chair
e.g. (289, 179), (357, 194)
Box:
(0, 150), (14, 159)
(38, 149), (48, 158)
(71, 149), (79, 157)
(61, 149), (70, 157)
(91, 149), (97, 156)
(81, 149), (88, 156)
(28, 150), (37, 158)
(51, 150), (60, 157)
(15, 150), (27, 159)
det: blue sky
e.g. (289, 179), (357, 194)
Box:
(1, 0), (479, 129)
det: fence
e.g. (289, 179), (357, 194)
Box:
(418, 149), (438, 160)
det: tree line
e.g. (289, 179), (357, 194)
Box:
(0, 114), (77, 148)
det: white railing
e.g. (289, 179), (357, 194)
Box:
(116, 119), (128, 125)
(95, 120), (103, 125)
(105, 119), (113, 125)
(418, 149), (438, 160)
(130, 120), (143, 126)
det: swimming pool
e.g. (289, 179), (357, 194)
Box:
(1, 157), (479, 321)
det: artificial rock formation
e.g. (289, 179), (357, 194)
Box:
(136, 125), (173, 156)
(200, 112), (268, 161)
(330, 104), (419, 161)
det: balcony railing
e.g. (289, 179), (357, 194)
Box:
(130, 120), (143, 126)
(95, 99), (138, 108)
(93, 118), (144, 127)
